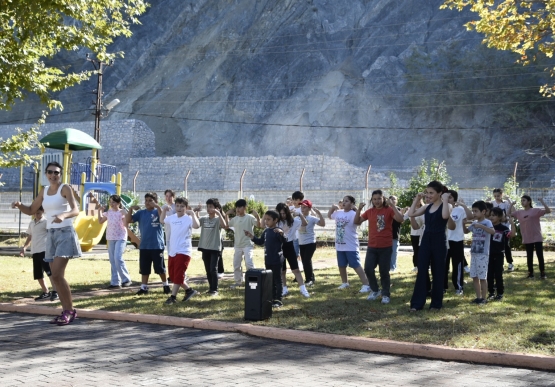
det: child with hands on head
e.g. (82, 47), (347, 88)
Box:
(328, 196), (371, 294)
(355, 191), (404, 304)
(463, 201), (495, 305)
(160, 197), (200, 304)
(244, 210), (286, 308)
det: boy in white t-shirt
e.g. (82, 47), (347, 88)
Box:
(464, 201), (495, 305)
(160, 197), (199, 304)
(444, 190), (473, 295)
(225, 199), (261, 288)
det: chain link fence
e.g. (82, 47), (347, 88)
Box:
(3, 188), (555, 244)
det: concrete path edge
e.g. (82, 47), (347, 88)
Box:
(1, 302), (553, 371)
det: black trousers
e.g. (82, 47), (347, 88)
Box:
(525, 242), (545, 274)
(487, 253), (504, 295)
(444, 240), (464, 291)
(201, 250), (220, 292)
(411, 233), (447, 310)
(410, 235), (420, 267)
(299, 243), (316, 283)
(217, 250), (224, 273)
(266, 264), (283, 301)
(505, 237), (513, 264)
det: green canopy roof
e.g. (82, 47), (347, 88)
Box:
(39, 128), (102, 151)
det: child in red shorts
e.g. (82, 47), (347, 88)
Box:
(161, 197), (200, 304)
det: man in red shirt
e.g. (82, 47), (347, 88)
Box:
(355, 190), (404, 304)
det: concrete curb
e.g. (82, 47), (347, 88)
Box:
(1, 302), (554, 371)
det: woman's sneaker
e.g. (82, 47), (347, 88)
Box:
(35, 292), (51, 301)
(381, 296), (390, 304)
(299, 285), (310, 298)
(507, 263), (514, 272)
(338, 283), (350, 289)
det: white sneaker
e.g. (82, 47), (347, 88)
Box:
(367, 290), (381, 300)
(300, 286), (310, 298)
(282, 286), (289, 297)
(464, 266), (470, 274)
(338, 283), (350, 289)
(217, 273), (224, 279)
(507, 263), (514, 272)
(411, 267), (418, 273)
(455, 289), (463, 296)
(381, 296), (390, 304)
(359, 285), (371, 293)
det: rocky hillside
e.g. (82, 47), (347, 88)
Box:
(2, 0), (554, 187)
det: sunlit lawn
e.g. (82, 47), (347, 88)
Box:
(1, 246), (554, 356)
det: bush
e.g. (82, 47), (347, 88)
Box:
(222, 198), (267, 242)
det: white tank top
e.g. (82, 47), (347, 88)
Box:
(42, 184), (74, 229)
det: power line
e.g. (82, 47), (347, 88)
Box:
(109, 109), (555, 130)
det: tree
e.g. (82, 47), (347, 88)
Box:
(440, 0), (555, 97)
(0, 113), (45, 185)
(389, 159), (457, 210)
(0, 1), (148, 177)
(0, 0), (149, 111)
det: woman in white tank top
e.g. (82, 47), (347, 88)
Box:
(12, 161), (81, 325)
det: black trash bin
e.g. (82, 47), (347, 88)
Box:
(244, 268), (273, 321)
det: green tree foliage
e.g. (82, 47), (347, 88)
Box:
(389, 159), (457, 209)
(0, 113), (46, 183)
(389, 159), (457, 243)
(0, 0), (149, 111)
(441, 0), (555, 97)
(223, 198), (268, 242)
(0, 1), (148, 178)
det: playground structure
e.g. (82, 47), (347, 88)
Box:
(39, 129), (139, 251)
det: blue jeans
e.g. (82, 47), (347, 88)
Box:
(108, 240), (132, 285)
(390, 239), (399, 270)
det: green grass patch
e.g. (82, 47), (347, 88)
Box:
(1, 247), (554, 356)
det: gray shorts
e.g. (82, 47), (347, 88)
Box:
(470, 253), (489, 280)
(45, 226), (82, 262)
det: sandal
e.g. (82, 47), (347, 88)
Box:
(68, 309), (77, 323)
(56, 309), (77, 326)
(49, 311), (66, 324)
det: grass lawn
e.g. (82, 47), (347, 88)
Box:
(1, 247), (554, 356)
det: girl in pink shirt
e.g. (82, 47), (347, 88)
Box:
(99, 195), (132, 288)
(511, 195), (551, 279)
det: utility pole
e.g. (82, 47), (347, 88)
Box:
(87, 54), (115, 162)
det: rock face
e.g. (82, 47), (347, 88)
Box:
(1, 0), (554, 187)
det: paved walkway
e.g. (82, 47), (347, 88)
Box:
(1, 313), (553, 387)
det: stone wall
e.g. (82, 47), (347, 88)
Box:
(127, 155), (390, 192)
(0, 120), (155, 190)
